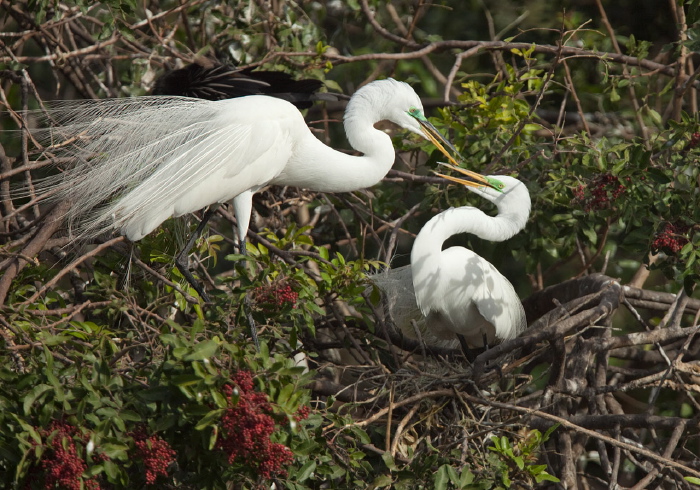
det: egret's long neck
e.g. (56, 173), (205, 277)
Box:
(274, 95), (397, 192)
(412, 205), (526, 263)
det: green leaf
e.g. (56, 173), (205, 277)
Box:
(610, 87), (620, 102)
(381, 451), (397, 471)
(208, 425), (219, 450)
(434, 464), (452, 490)
(101, 443), (130, 460)
(172, 374), (202, 387)
(195, 409), (225, 430)
(459, 469), (475, 486)
(23, 384), (53, 415)
(536, 472), (561, 483)
(582, 226), (598, 246)
(646, 167), (671, 184)
(137, 386), (172, 402)
(296, 460), (316, 482)
(276, 383), (295, 407)
(318, 246), (329, 260)
(96, 407), (118, 418)
(349, 450), (366, 460)
(183, 339), (219, 361)
(370, 474), (393, 487)
(348, 425), (371, 444)
(501, 470), (512, 487)
(211, 389), (228, 409)
(151, 414), (177, 432)
(103, 459), (121, 479)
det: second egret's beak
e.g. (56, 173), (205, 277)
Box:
(434, 162), (505, 192)
(416, 118), (462, 166)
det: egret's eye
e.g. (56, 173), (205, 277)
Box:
(486, 177), (506, 192)
(407, 107), (425, 120)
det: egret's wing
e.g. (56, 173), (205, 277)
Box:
(370, 264), (422, 331)
(412, 246), (525, 347)
(30, 96), (298, 239)
(370, 265), (460, 349)
(152, 63), (329, 108)
(471, 260), (526, 341)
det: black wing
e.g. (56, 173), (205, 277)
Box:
(152, 62), (330, 109)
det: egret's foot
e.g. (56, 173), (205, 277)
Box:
(484, 362), (504, 379)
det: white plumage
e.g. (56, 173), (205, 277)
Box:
(375, 171), (531, 349)
(31, 78), (463, 246)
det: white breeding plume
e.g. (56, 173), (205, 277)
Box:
(30, 79), (473, 245)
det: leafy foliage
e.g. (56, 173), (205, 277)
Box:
(2, 0), (700, 488)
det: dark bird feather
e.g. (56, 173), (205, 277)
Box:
(152, 62), (334, 109)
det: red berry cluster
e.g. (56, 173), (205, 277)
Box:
(573, 173), (626, 212)
(651, 222), (690, 255)
(28, 421), (101, 490)
(216, 371), (294, 479)
(233, 369), (255, 392)
(132, 429), (177, 485)
(293, 405), (311, 423)
(253, 283), (299, 309)
(690, 132), (700, 148)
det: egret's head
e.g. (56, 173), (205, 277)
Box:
(435, 162), (506, 194)
(435, 163), (531, 215)
(346, 78), (461, 165)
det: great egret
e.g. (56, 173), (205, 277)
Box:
(27, 78), (478, 302)
(149, 61), (335, 295)
(374, 164), (530, 352)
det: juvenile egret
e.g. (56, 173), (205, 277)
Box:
(374, 164), (530, 352)
(28, 78), (475, 301)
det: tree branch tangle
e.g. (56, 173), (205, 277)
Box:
(1, 1), (699, 488)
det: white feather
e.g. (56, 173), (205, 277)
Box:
(27, 79), (439, 243)
(373, 176), (531, 349)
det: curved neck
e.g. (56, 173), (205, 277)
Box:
(412, 205), (526, 263)
(274, 106), (396, 192)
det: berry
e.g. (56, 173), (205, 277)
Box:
(131, 429), (177, 485)
(294, 405), (311, 423)
(233, 370), (255, 393)
(572, 173), (626, 212)
(651, 222), (690, 255)
(252, 282), (299, 309)
(690, 132), (700, 148)
(216, 371), (295, 479)
(27, 421), (103, 490)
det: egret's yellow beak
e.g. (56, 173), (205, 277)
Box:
(434, 162), (504, 192)
(416, 118), (461, 166)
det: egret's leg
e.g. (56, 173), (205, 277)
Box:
(175, 205), (219, 302)
(457, 336), (503, 377)
(457, 334), (476, 363)
(231, 191), (260, 349)
(232, 191), (253, 255)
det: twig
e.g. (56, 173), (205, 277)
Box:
(458, 392), (700, 480)
(21, 236), (124, 305)
(0, 201), (71, 306)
